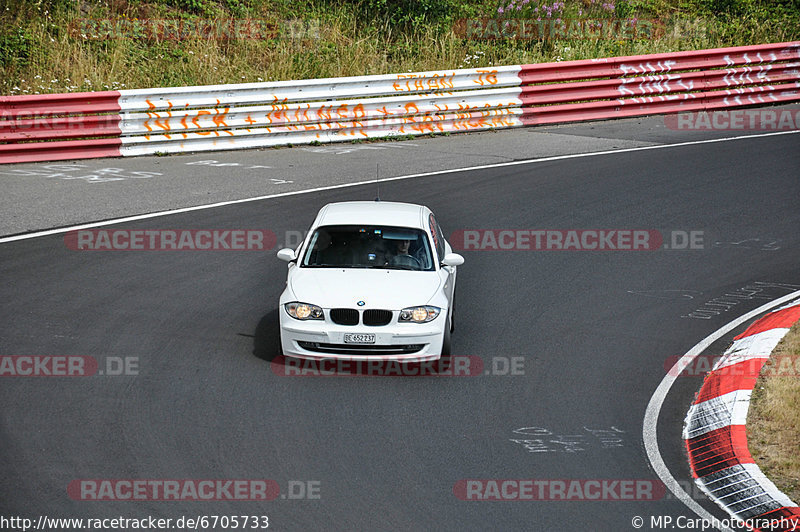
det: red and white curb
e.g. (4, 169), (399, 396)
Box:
(684, 299), (800, 530)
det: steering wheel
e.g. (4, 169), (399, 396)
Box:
(390, 254), (421, 269)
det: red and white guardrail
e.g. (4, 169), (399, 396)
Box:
(1, 41), (799, 164)
(684, 300), (800, 531)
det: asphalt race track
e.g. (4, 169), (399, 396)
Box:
(1, 128), (799, 531)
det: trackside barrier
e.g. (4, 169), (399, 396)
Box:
(684, 300), (800, 531)
(1, 41), (799, 163)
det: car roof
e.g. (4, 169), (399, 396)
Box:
(314, 201), (430, 229)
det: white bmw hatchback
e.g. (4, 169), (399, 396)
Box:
(277, 201), (464, 364)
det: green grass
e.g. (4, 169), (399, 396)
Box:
(1, 0), (799, 96)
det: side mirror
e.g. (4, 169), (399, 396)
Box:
(441, 253), (464, 267)
(277, 248), (297, 262)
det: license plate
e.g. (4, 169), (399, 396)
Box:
(343, 333), (375, 344)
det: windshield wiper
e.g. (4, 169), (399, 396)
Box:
(375, 265), (418, 271)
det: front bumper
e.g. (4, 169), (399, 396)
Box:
(279, 309), (445, 362)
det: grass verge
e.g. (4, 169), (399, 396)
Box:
(747, 321), (800, 503)
(1, 0), (799, 96)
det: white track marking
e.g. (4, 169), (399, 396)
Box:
(1, 129), (798, 244)
(643, 290), (800, 531)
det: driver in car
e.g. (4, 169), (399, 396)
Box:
(384, 238), (416, 267)
(395, 238), (411, 256)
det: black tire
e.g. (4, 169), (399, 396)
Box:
(449, 296), (455, 333)
(436, 317), (452, 373)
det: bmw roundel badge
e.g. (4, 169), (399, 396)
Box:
(357, 301), (366, 306)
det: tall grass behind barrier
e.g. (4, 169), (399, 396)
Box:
(1, 0), (799, 96)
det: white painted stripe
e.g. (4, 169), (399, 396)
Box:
(644, 292), (800, 532)
(683, 389), (752, 440)
(713, 328), (788, 372)
(1, 129), (799, 244)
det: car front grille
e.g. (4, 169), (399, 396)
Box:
(362, 309), (393, 326)
(330, 308), (359, 326)
(298, 342), (424, 356)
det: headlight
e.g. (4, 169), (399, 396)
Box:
(284, 302), (324, 320)
(399, 305), (440, 323)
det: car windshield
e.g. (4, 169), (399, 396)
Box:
(300, 225), (435, 271)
